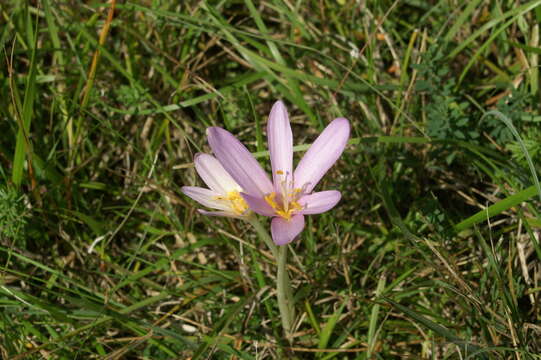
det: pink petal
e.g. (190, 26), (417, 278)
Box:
(241, 193), (275, 217)
(181, 186), (230, 211)
(198, 209), (240, 218)
(207, 127), (273, 197)
(267, 101), (293, 193)
(271, 214), (305, 246)
(298, 190), (341, 215)
(294, 118), (350, 193)
(194, 153), (240, 194)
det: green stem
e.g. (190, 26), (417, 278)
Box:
(277, 244), (295, 341)
(247, 216), (295, 341)
(247, 216), (278, 259)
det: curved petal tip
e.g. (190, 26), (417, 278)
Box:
(293, 118), (350, 193)
(193, 152), (240, 194)
(267, 100), (293, 191)
(271, 214), (305, 246)
(299, 190), (341, 215)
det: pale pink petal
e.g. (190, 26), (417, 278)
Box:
(181, 186), (230, 211)
(198, 209), (240, 218)
(267, 101), (293, 193)
(194, 153), (240, 194)
(294, 118), (350, 193)
(241, 193), (275, 217)
(298, 190), (341, 215)
(271, 214), (305, 246)
(207, 127), (273, 197)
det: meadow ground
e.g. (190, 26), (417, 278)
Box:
(1, 0), (541, 359)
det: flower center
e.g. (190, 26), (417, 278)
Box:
(264, 192), (302, 221)
(264, 170), (303, 221)
(214, 191), (248, 215)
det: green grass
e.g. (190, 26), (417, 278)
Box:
(1, 0), (540, 358)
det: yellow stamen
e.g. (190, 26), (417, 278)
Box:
(214, 191), (248, 215)
(264, 191), (303, 221)
(276, 170), (284, 175)
(227, 191), (248, 215)
(264, 192), (278, 208)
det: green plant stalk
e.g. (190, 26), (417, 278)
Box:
(277, 244), (295, 340)
(246, 216), (278, 259)
(247, 216), (295, 341)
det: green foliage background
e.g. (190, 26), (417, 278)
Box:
(0, 0), (540, 358)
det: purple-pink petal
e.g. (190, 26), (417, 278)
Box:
(181, 186), (229, 211)
(267, 101), (293, 193)
(207, 127), (273, 197)
(298, 190), (341, 215)
(271, 214), (305, 246)
(241, 193), (275, 217)
(293, 118), (350, 193)
(194, 153), (239, 194)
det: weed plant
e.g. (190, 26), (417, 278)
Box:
(0, 0), (540, 359)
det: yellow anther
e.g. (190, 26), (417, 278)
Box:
(264, 192), (278, 209)
(264, 191), (302, 221)
(291, 201), (302, 211)
(226, 191), (248, 215)
(276, 170), (284, 175)
(276, 210), (291, 220)
(214, 191), (248, 215)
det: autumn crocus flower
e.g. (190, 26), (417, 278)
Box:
(207, 101), (350, 245)
(181, 153), (249, 217)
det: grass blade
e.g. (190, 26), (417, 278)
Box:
(384, 297), (488, 359)
(317, 298), (347, 355)
(454, 185), (538, 231)
(11, 8), (38, 188)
